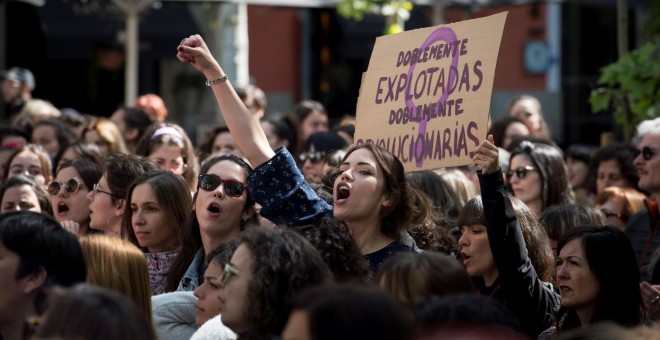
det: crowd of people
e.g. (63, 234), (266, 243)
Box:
(0, 34), (659, 340)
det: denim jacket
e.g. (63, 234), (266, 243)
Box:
(176, 248), (205, 292)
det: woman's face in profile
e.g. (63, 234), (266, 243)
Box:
(556, 238), (600, 311)
(217, 243), (253, 334)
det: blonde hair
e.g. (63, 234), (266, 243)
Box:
(86, 118), (128, 154)
(433, 168), (477, 209)
(80, 235), (152, 323)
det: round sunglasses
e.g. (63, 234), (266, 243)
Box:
(47, 178), (82, 196)
(197, 174), (247, 198)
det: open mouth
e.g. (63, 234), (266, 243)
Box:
(57, 202), (70, 214)
(336, 183), (351, 200)
(207, 202), (221, 214)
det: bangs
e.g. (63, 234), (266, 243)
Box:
(457, 196), (484, 227)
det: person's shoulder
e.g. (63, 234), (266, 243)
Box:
(190, 314), (238, 340)
(152, 291), (197, 309)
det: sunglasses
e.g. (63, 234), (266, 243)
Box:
(198, 174), (247, 197)
(299, 151), (325, 164)
(221, 263), (240, 286)
(641, 146), (656, 161)
(47, 178), (81, 196)
(506, 165), (537, 180)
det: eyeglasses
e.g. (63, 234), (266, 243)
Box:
(47, 178), (82, 196)
(641, 146), (657, 161)
(198, 174), (247, 197)
(221, 263), (240, 286)
(92, 183), (113, 198)
(299, 151), (325, 164)
(506, 166), (537, 180)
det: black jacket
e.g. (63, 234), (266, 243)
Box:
(477, 168), (560, 338)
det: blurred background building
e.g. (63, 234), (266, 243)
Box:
(0, 0), (654, 147)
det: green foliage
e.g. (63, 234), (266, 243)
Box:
(589, 40), (660, 139)
(337, 0), (413, 34)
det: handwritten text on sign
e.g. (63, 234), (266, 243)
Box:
(354, 12), (508, 172)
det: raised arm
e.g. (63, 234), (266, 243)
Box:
(473, 135), (559, 337)
(176, 35), (275, 167)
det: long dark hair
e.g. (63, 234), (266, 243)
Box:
(240, 227), (332, 339)
(164, 154), (256, 292)
(458, 194), (555, 282)
(509, 141), (574, 211)
(556, 225), (644, 331)
(122, 171), (192, 252)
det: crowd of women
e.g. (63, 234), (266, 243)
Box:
(1, 33), (660, 340)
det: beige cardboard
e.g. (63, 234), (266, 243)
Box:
(355, 12), (508, 172)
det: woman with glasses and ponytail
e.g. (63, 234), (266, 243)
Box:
(507, 140), (574, 216)
(49, 159), (103, 236)
(165, 154), (258, 292)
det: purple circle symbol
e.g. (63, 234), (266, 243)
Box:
(405, 27), (459, 167)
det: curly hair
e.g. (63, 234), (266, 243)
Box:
(289, 216), (371, 284)
(240, 227), (332, 339)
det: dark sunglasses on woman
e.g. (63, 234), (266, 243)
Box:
(198, 174), (247, 197)
(506, 165), (537, 180)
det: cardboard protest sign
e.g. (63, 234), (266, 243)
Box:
(354, 12), (508, 172)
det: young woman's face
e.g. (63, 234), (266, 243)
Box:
(509, 99), (542, 134)
(1, 184), (41, 213)
(502, 122), (530, 150)
(57, 146), (80, 168)
(260, 121), (288, 151)
(596, 159), (630, 193)
(149, 144), (186, 175)
(333, 148), (389, 226)
(32, 125), (60, 159)
(301, 111), (328, 141)
(50, 167), (91, 226)
(218, 243), (253, 334)
(458, 224), (497, 281)
(566, 156), (590, 190)
(212, 132), (241, 157)
(508, 154), (542, 209)
(556, 238), (600, 312)
(300, 145), (325, 184)
(193, 260), (224, 327)
(84, 130), (110, 156)
(195, 160), (252, 243)
(9, 150), (46, 186)
(87, 174), (118, 233)
(130, 183), (175, 253)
